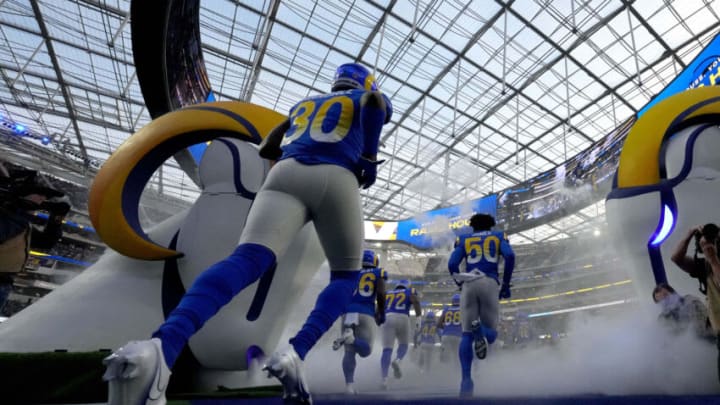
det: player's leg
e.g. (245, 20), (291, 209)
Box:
(337, 314), (356, 389)
(380, 315), (397, 386)
(477, 278), (500, 346)
(353, 314), (374, 358)
(285, 163), (363, 360)
(390, 315), (409, 379)
(342, 344), (358, 393)
(105, 160), (310, 405)
(263, 162), (362, 404)
(333, 313), (358, 351)
(458, 281), (481, 396)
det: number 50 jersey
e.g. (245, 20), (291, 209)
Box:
(279, 89), (392, 173)
(345, 267), (386, 317)
(452, 230), (514, 282)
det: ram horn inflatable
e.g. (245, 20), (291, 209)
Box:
(606, 86), (720, 295)
(0, 101), (326, 388)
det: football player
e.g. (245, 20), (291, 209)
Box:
(333, 249), (387, 394)
(379, 279), (421, 389)
(103, 63), (392, 405)
(437, 293), (462, 365)
(448, 213), (515, 397)
(416, 311), (440, 373)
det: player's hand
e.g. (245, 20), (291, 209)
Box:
(375, 311), (386, 326)
(499, 283), (511, 299)
(356, 157), (385, 189)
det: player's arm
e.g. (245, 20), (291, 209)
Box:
(375, 274), (387, 325)
(448, 243), (465, 276)
(436, 312), (445, 330)
(671, 226), (701, 274)
(359, 91), (388, 160)
(376, 277), (386, 313)
(258, 119), (290, 161)
(499, 235), (515, 286)
(410, 289), (422, 330)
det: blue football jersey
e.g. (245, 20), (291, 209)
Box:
(440, 306), (462, 338)
(419, 319), (439, 344)
(385, 287), (416, 315)
(345, 267), (386, 316)
(449, 230), (514, 282)
(279, 89), (390, 172)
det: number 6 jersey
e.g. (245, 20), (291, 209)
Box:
(345, 267), (387, 316)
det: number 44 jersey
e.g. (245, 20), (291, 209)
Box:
(279, 89), (392, 172)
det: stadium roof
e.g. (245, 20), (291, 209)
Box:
(0, 0), (719, 242)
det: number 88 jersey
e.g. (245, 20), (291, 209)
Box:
(279, 89), (389, 172)
(346, 267), (386, 317)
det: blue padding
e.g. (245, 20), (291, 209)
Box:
(289, 271), (359, 360)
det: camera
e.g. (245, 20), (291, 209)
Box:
(0, 168), (66, 212)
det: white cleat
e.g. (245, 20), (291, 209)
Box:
(345, 383), (358, 395)
(102, 338), (171, 405)
(381, 377), (389, 390)
(332, 327), (355, 351)
(263, 347), (312, 405)
(391, 359), (402, 379)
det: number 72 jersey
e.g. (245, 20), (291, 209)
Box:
(279, 89), (391, 172)
(385, 287), (417, 315)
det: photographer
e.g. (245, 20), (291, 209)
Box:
(0, 162), (70, 308)
(671, 224), (720, 383)
(652, 283), (713, 339)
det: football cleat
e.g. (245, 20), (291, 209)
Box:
(345, 383), (358, 395)
(263, 347), (312, 405)
(391, 359), (402, 379)
(102, 338), (171, 405)
(471, 320), (488, 360)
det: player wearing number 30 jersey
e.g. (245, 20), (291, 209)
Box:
(103, 63), (393, 405)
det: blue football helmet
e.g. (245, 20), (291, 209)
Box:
(397, 279), (410, 289)
(362, 249), (379, 268)
(425, 311), (435, 320)
(332, 63), (378, 92)
(451, 293), (461, 306)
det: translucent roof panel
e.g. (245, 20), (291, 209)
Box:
(0, 0), (719, 236)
